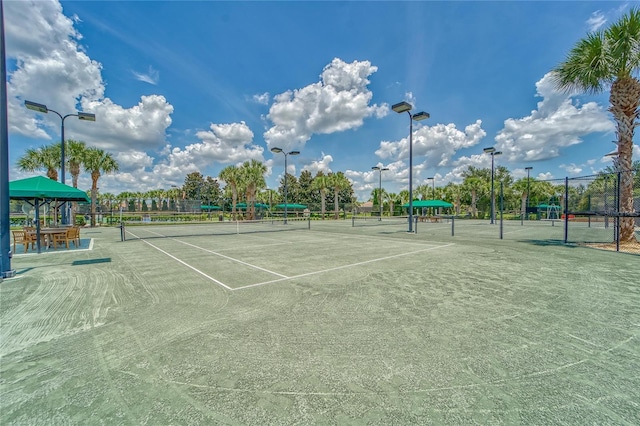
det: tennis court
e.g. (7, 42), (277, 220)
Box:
(1, 220), (639, 424)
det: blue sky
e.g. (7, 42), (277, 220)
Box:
(5, 0), (640, 200)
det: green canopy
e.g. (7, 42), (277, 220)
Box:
(402, 199), (453, 208)
(275, 203), (307, 209)
(9, 176), (90, 202)
(235, 202), (269, 209)
(201, 205), (221, 210)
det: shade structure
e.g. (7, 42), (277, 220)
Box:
(402, 199), (453, 209)
(9, 176), (91, 254)
(275, 203), (307, 209)
(235, 202), (269, 210)
(9, 176), (90, 202)
(200, 205), (221, 211)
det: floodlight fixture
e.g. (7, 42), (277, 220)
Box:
(412, 111), (430, 121)
(24, 100), (48, 113)
(483, 147), (496, 154)
(78, 112), (96, 121)
(391, 101), (412, 113)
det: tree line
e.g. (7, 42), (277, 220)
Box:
(17, 140), (118, 227)
(15, 140), (638, 225)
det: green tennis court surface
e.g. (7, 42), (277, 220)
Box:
(1, 221), (639, 424)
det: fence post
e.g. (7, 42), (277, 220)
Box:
(616, 171), (621, 252)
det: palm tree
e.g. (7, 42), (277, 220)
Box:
(241, 160), (267, 220)
(219, 165), (242, 221)
(328, 172), (350, 219)
(385, 192), (398, 217)
(398, 189), (410, 207)
(415, 184), (430, 201)
(65, 140), (88, 224)
(84, 147), (119, 227)
(311, 175), (330, 219)
(463, 176), (485, 218)
(17, 144), (60, 180)
(552, 9), (639, 242)
(370, 187), (386, 216)
(444, 183), (463, 215)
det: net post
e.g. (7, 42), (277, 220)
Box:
(451, 216), (455, 236)
(352, 216), (355, 227)
(119, 222), (125, 241)
(307, 216), (311, 230)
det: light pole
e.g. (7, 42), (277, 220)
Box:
(427, 177), (435, 199)
(271, 147), (300, 224)
(372, 166), (389, 220)
(392, 101), (429, 233)
(524, 166), (533, 220)
(483, 147), (502, 224)
(1, 2), (16, 278)
(24, 100), (95, 225)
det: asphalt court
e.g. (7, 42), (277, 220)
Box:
(124, 226), (451, 291)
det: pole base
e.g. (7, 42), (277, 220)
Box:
(2, 269), (17, 279)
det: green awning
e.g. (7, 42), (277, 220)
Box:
(201, 205), (221, 210)
(9, 176), (90, 202)
(402, 199), (453, 208)
(275, 203), (307, 209)
(235, 202), (269, 209)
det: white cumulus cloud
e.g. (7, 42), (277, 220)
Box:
(5, 0), (174, 158)
(264, 58), (388, 149)
(494, 72), (614, 162)
(376, 120), (486, 171)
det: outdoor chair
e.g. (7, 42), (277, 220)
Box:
(23, 226), (46, 248)
(51, 229), (70, 250)
(12, 230), (35, 253)
(69, 227), (81, 247)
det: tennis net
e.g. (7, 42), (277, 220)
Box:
(121, 217), (310, 240)
(351, 216), (409, 227)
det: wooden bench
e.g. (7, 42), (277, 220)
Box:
(430, 217), (440, 223)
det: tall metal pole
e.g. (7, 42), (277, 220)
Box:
(392, 102), (428, 233)
(525, 166), (532, 220)
(284, 153), (288, 225)
(490, 153), (495, 224)
(0, 0), (15, 278)
(378, 169), (382, 220)
(60, 115), (67, 224)
(408, 112), (414, 232)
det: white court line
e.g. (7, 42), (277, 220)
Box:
(175, 239), (288, 278)
(126, 230), (233, 290)
(233, 243), (454, 291)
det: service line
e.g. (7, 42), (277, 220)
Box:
(233, 243), (454, 291)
